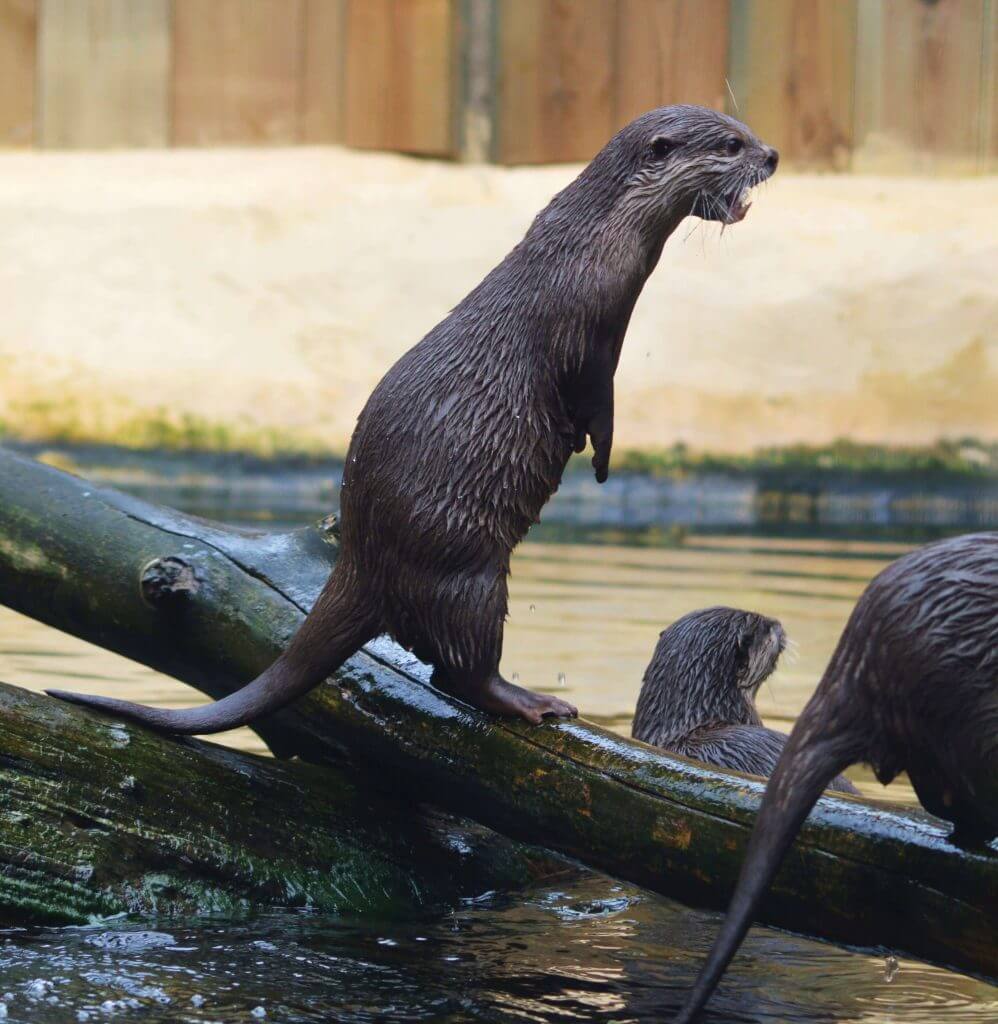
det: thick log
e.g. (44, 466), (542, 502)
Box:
(0, 448), (995, 977)
(0, 679), (565, 925)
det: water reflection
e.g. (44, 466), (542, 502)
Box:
(1, 876), (995, 1024)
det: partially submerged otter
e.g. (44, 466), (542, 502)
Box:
(633, 607), (855, 793)
(675, 533), (998, 1023)
(49, 105), (778, 731)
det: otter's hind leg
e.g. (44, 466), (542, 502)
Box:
(415, 564), (577, 725)
(908, 761), (998, 851)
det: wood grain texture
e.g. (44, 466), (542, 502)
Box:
(343, 0), (456, 156)
(614, 0), (729, 126)
(172, 0), (304, 146)
(728, 0), (856, 170)
(301, 0), (346, 143)
(497, 0), (616, 164)
(979, 0), (996, 168)
(0, 0), (36, 146)
(854, 0), (986, 173)
(460, 0), (498, 161)
(38, 0), (169, 149)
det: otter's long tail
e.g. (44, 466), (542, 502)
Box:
(673, 707), (858, 1023)
(47, 566), (377, 736)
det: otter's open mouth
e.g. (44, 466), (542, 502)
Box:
(692, 184), (756, 225)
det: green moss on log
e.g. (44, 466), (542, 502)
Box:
(0, 682), (565, 925)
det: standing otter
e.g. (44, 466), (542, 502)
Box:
(632, 606), (856, 792)
(675, 532), (998, 1023)
(48, 105), (778, 731)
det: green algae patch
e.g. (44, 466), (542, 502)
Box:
(5, 394), (335, 459)
(608, 438), (998, 481)
(0, 682), (566, 925)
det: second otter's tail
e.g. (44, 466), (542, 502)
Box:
(673, 703), (860, 1023)
(47, 566), (377, 735)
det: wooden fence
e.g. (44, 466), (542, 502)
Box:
(0, 0), (994, 172)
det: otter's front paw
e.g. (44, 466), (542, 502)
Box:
(592, 448), (610, 484)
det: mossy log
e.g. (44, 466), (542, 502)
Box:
(0, 679), (565, 925)
(0, 449), (995, 977)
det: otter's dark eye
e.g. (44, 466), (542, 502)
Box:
(650, 136), (674, 159)
(725, 136), (743, 156)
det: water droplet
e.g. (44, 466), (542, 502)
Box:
(884, 954), (899, 983)
(511, 672), (520, 684)
(529, 603), (536, 612)
(557, 672), (567, 687)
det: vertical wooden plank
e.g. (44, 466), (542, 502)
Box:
(728, 0), (856, 169)
(0, 0), (36, 146)
(614, 0), (729, 127)
(343, 0), (457, 156)
(38, 0), (169, 148)
(460, 0), (498, 161)
(854, 0), (985, 173)
(497, 0), (616, 164)
(301, 0), (346, 143)
(978, 0), (996, 169)
(172, 0), (304, 146)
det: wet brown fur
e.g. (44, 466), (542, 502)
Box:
(49, 105), (778, 732)
(676, 532), (998, 1023)
(632, 606), (856, 792)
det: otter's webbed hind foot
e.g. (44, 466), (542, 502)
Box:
(480, 675), (577, 724)
(439, 671), (577, 725)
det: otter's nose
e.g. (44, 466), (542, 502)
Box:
(763, 146), (779, 173)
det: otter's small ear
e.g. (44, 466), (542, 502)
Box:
(650, 136), (675, 159)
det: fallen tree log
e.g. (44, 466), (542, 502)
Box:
(0, 678), (566, 925)
(1, 448), (995, 977)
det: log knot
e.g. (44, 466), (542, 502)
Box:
(140, 557), (199, 606)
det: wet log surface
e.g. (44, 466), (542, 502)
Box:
(0, 679), (566, 925)
(0, 448), (995, 976)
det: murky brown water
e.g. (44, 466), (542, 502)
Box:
(0, 468), (992, 1021)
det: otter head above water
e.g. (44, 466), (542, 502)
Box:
(632, 607), (786, 751)
(631, 608), (856, 789)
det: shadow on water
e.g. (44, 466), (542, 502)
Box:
(2, 875), (996, 1024)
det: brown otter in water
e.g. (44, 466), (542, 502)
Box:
(632, 607), (856, 793)
(675, 532), (998, 1023)
(49, 105), (778, 731)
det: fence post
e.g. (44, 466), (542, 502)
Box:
(459, 0), (497, 162)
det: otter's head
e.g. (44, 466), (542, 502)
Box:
(593, 105), (778, 230)
(632, 606), (786, 748)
